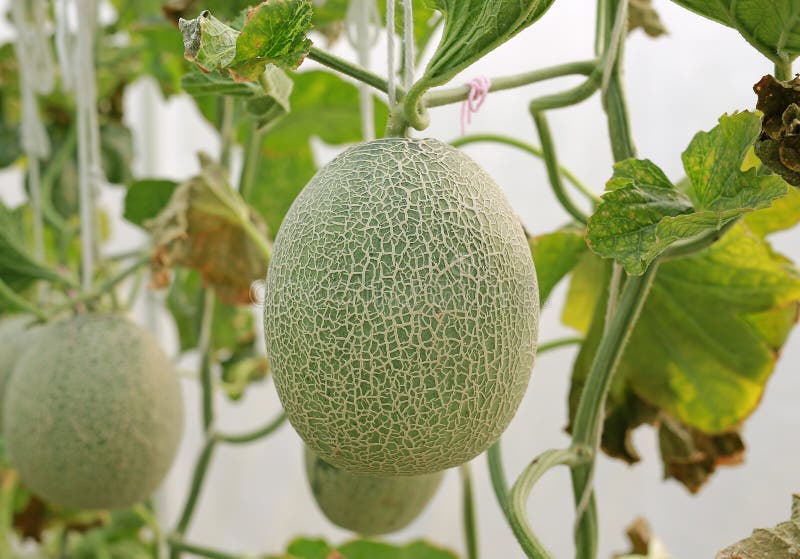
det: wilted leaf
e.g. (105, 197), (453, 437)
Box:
(614, 517), (675, 559)
(587, 113), (788, 275)
(658, 416), (744, 494)
(669, 0), (800, 62)
(717, 495), (800, 558)
(123, 179), (178, 227)
(566, 224), (800, 489)
(628, 0), (667, 38)
(528, 227), (588, 306)
(753, 75), (800, 186)
(148, 155), (271, 305)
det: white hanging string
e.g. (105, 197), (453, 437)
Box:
(54, 0), (74, 91)
(386, 0), (397, 107)
(11, 0), (55, 263)
(346, 0), (379, 140)
(401, 0), (414, 90)
(74, 0), (103, 291)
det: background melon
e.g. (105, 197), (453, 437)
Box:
(3, 313), (184, 510)
(0, 315), (43, 430)
(264, 138), (539, 476)
(305, 447), (443, 535)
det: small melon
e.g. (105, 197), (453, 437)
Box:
(305, 447), (443, 535)
(0, 316), (43, 429)
(264, 138), (539, 476)
(3, 313), (184, 510)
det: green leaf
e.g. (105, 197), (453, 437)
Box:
(228, 0), (313, 79)
(180, 1), (313, 81)
(123, 179), (179, 227)
(419, 0), (555, 87)
(587, 113), (789, 275)
(717, 495), (800, 558)
(245, 70), (389, 233)
(561, 251), (608, 334)
(528, 227), (588, 306)
(0, 202), (75, 290)
(279, 538), (458, 559)
(669, 0), (800, 62)
(744, 187), (800, 236)
(568, 225), (800, 446)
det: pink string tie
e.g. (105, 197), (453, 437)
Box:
(460, 76), (491, 135)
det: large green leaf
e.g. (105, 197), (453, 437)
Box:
(528, 227), (588, 306)
(418, 0), (556, 88)
(717, 495), (800, 558)
(669, 0), (800, 62)
(245, 70), (389, 233)
(566, 223), (800, 488)
(179, 1), (313, 81)
(587, 112), (788, 275)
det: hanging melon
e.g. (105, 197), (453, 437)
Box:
(264, 138), (539, 476)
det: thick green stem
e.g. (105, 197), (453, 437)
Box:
(216, 412), (287, 444)
(776, 59), (795, 81)
(460, 463), (479, 559)
(167, 537), (237, 559)
(528, 71), (601, 113)
(172, 436), (219, 541)
(425, 60), (598, 108)
(532, 113), (590, 224)
(218, 97), (235, 171)
(570, 263), (659, 559)
(508, 448), (590, 559)
(308, 47), (392, 95)
(450, 134), (599, 204)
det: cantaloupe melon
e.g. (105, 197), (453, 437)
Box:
(0, 315), (43, 430)
(305, 447), (443, 535)
(264, 138), (539, 476)
(3, 313), (184, 510)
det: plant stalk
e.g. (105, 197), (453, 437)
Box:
(167, 537), (237, 559)
(775, 58), (795, 81)
(425, 60), (598, 108)
(532, 112), (591, 224)
(172, 436), (219, 544)
(216, 412), (288, 444)
(308, 47), (392, 95)
(460, 463), (479, 559)
(569, 262), (659, 559)
(450, 134), (599, 204)
(198, 289), (216, 433)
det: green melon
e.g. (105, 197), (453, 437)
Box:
(305, 447), (443, 535)
(0, 315), (43, 430)
(3, 313), (184, 510)
(264, 138), (539, 476)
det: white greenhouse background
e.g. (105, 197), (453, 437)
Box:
(1, 1), (799, 558)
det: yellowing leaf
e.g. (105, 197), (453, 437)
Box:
(148, 155), (271, 305)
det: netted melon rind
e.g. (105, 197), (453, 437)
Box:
(264, 138), (539, 476)
(305, 447), (443, 535)
(3, 313), (184, 510)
